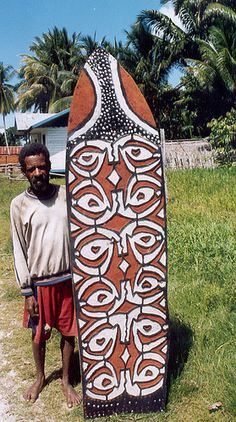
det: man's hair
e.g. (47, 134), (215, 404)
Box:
(19, 143), (50, 172)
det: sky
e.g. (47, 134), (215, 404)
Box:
(0, 0), (182, 128)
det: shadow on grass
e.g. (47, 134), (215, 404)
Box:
(45, 350), (81, 387)
(70, 350), (82, 386)
(45, 368), (62, 386)
(167, 317), (193, 389)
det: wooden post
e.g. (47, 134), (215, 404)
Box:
(160, 128), (168, 202)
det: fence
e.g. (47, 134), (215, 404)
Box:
(0, 137), (215, 180)
(160, 133), (214, 169)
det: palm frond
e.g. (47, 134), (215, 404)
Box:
(49, 96), (72, 113)
(138, 9), (184, 42)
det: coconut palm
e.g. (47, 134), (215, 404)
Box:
(116, 21), (183, 130)
(29, 26), (83, 70)
(17, 27), (83, 113)
(0, 63), (15, 153)
(185, 25), (236, 107)
(138, 0), (236, 66)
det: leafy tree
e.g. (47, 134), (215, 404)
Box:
(138, 0), (236, 62)
(115, 21), (181, 132)
(0, 63), (15, 152)
(180, 19), (236, 134)
(0, 126), (20, 146)
(187, 25), (236, 99)
(208, 108), (236, 164)
(137, 1), (236, 138)
(17, 27), (82, 113)
(17, 28), (121, 113)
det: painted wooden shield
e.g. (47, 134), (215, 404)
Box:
(66, 48), (168, 419)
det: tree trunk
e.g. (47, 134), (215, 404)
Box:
(3, 114), (10, 155)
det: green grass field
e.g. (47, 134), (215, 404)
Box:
(0, 168), (235, 421)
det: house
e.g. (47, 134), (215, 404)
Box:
(15, 109), (70, 173)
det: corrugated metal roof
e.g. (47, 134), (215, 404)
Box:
(15, 112), (56, 131)
(31, 108), (69, 129)
(15, 109), (69, 131)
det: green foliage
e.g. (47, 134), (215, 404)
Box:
(138, 1), (236, 137)
(208, 108), (236, 164)
(0, 62), (15, 115)
(0, 127), (21, 146)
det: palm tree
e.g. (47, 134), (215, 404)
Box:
(185, 25), (236, 108)
(17, 27), (83, 113)
(138, 0), (236, 66)
(113, 21), (183, 131)
(0, 63), (15, 153)
(136, 1), (236, 136)
(29, 26), (82, 70)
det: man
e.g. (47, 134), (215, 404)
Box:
(10, 143), (81, 407)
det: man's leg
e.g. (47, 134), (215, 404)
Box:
(60, 335), (81, 407)
(23, 340), (46, 402)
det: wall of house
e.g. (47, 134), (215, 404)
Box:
(45, 127), (68, 155)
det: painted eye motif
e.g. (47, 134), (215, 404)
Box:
(75, 237), (113, 276)
(86, 362), (123, 399)
(78, 277), (120, 318)
(128, 226), (165, 265)
(71, 146), (106, 176)
(87, 327), (118, 356)
(93, 371), (117, 390)
(134, 364), (160, 382)
(77, 151), (99, 166)
(86, 290), (115, 307)
(119, 141), (160, 173)
(127, 187), (155, 207)
(132, 232), (157, 248)
(77, 193), (106, 213)
(132, 353), (165, 395)
(80, 238), (112, 262)
(135, 319), (162, 337)
(124, 145), (153, 161)
(74, 229), (119, 276)
(134, 266), (166, 296)
(126, 176), (161, 207)
(71, 180), (117, 225)
(133, 318), (165, 353)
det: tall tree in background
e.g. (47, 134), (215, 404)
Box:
(17, 27), (83, 112)
(137, 0), (236, 136)
(117, 21), (178, 128)
(138, 0), (236, 64)
(0, 63), (15, 153)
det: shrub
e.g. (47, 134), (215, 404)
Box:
(208, 109), (236, 165)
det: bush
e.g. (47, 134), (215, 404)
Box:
(208, 109), (236, 164)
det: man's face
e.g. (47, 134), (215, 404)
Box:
(24, 153), (51, 195)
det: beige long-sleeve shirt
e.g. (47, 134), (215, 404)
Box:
(10, 185), (71, 296)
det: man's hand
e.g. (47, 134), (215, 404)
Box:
(25, 296), (39, 319)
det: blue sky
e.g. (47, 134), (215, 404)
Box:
(1, 0), (181, 128)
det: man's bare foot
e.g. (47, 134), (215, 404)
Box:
(23, 375), (45, 402)
(61, 381), (82, 408)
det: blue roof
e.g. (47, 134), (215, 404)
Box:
(30, 108), (70, 129)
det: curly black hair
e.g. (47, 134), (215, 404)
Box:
(19, 143), (51, 172)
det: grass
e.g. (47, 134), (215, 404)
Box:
(0, 168), (235, 421)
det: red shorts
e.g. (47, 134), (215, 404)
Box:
(23, 280), (78, 344)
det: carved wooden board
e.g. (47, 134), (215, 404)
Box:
(66, 48), (168, 419)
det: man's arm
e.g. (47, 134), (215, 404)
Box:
(10, 198), (34, 297)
